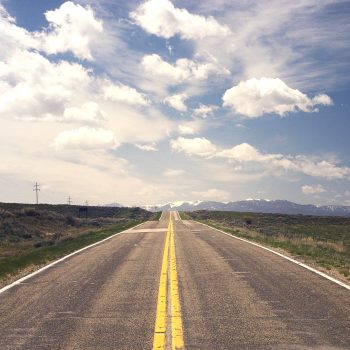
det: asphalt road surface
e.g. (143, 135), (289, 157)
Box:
(0, 211), (349, 349)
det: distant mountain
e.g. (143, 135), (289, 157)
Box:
(142, 199), (350, 217)
(104, 202), (124, 208)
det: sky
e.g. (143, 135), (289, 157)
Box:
(0, 0), (349, 206)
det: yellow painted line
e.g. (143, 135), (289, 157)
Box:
(169, 219), (184, 350)
(153, 221), (171, 350)
(153, 215), (184, 349)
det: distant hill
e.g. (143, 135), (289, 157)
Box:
(0, 202), (153, 245)
(104, 203), (124, 208)
(143, 199), (350, 217)
(0, 202), (150, 219)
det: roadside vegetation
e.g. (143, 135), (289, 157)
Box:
(151, 211), (162, 221)
(181, 210), (350, 282)
(0, 203), (156, 286)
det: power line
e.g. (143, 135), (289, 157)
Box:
(67, 196), (72, 205)
(33, 182), (40, 205)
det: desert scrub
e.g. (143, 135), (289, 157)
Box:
(0, 220), (140, 283)
(150, 212), (162, 220)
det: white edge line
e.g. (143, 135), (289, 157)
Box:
(0, 221), (146, 295)
(194, 220), (350, 292)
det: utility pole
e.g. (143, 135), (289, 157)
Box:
(33, 182), (40, 205)
(67, 196), (72, 205)
(85, 200), (88, 207)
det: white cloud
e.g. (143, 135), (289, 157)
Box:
(53, 126), (119, 150)
(40, 1), (103, 60)
(178, 120), (203, 135)
(293, 157), (348, 180)
(0, 116), (180, 206)
(130, 0), (230, 40)
(142, 54), (229, 84)
(172, 138), (350, 180)
(0, 49), (92, 121)
(190, 1), (350, 93)
(164, 93), (188, 111)
(223, 77), (333, 117)
(216, 143), (277, 162)
(102, 81), (150, 106)
(0, 6), (173, 147)
(163, 169), (185, 177)
(63, 102), (105, 124)
(0, 49), (173, 147)
(193, 104), (218, 118)
(0, 2), (104, 62)
(216, 143), (349, 180)
(192, 188), (230, 201)
(0, 4), (38, 52)
(170, 137), (217, 157)
(135, 143), (158, 151)
(1, 1), (349, 206)
(0, 146), (148, 206)
(302, 184), (326, 195)
(142, 54), (187, 83)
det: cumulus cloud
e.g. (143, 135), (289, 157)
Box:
(102, 81), (150, 106)
(0, 1), (103, 61)
(193, 104), (218, 118)
(170, 137), (217, 157)
(0, 50), (92, 121)
(302, 184), (326, 195)
(0, 4), (173, 147)
(216, 143), (349, 179)
(172, 138), (350, 180)
(293, 157), (349, 179)
(223, 77), (333, 117)
(53, 126), (119, 150)
(0, 47), (173, 146)
(39, 1), (103, 60)
(142, 54), (229, 84)
(216, 143), (277, 162)
(63, 102), (105, 124)
(130, 0), (230, 40)
(192, 188), (230, 201)
(164, 93), (188, 111)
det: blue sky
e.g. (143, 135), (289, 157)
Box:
(0, 0), (349, 206)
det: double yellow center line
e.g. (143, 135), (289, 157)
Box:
(153, 219), (184, 350)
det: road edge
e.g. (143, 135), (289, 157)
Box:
(0, 221), (146, 295)
(194, 220), (350, 292)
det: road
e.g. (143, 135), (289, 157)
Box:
(0, 211), (349, 349)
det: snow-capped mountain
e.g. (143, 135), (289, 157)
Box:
(142, 199), (350, 217)
(104, 202), (124, 208)
(142, 200), (205, 212)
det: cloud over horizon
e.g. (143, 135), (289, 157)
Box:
(0, 0), (349, 206)
(171, 137), (350, 180)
